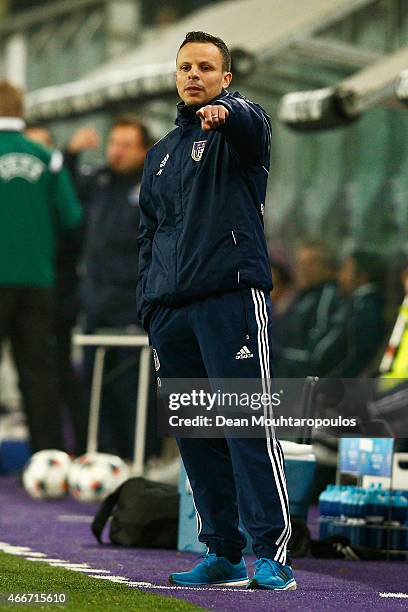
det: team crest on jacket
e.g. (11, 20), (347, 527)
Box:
(191, 140), (206, 161)
(0, 153), (45, 182)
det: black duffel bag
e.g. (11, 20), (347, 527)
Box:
(91, 477), (179, 549)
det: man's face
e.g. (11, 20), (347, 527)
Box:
(107, 125), (147, 174)
(26, 127), (53, 147)
(176, 42), (232, 106)
(295, 247), (330, 290)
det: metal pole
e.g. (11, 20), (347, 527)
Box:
(86, 346), (106, 454)
(132, 346), (151, 476)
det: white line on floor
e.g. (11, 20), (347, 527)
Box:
(0, 541), (255, 594)
(379, 593), (408, 598)
(69, 568), (111, 574)
(91, 575), (131, 582)
(56, 514), (94, 523)
(0, 545), (31, 553)
(47, 562), (90, 568)
(127, 582), (254, 593)
(25, 558), (69, 563)
(1, 549), (46, 557)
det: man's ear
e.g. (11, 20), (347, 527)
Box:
(223, 72), (233, 89)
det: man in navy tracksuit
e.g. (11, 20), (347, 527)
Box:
(137, 31), (295, 590)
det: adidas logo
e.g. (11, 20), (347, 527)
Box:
(235, 345), (253, 360)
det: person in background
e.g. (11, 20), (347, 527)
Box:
(275, 240), (339, 377)
(270, 259), (295, 363)
(270, 259), (295, 319)
(310, 249), (387, 378)
(310, 250), (386, 500)
(0, 80), (82, 452)
(72, 115), (158, 461)
(25, 123), (98, 455)
(333, 249), (386, 376)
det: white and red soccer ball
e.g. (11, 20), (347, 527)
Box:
(68, 452), (129, 502)
(22, 449), (71, 499)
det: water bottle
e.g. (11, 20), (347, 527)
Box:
(328, 485), (343, 538)
(319, 484), (333, 517)
(365, 485), (387, 550)
(340, 486), (353, 518)
(340, 486), (355, 540)
(348, 486), (359, 540)
(355, 488), (367, 546)
(390, 490), (408, 524)
(399, 489), (408, 502)
(389, 491), (408, 552)
(319, 484), (335, 539)
(332, 485), (345, 519)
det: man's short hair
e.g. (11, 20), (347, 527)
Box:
(0, 80), (24, 118)
(178, 31), (231, 72)
(111, 114), (153, 148)
(297, 239), (338, 270)
(349, 249), (385, 285)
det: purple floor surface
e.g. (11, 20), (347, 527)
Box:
(1, 476), (407, 611)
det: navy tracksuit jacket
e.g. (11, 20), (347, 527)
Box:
(74, 164), (152, 459)
(138, 90), (291, 563)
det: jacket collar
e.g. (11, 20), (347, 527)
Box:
(0, 117), (25, 131)
(175, 89), (229, 127)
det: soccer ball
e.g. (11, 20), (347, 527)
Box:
(22, 450), (72, 499)
(68, 453), (129, 502)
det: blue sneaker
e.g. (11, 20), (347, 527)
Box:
(247, 558), (297, 590)
(169, 553), (248, 586)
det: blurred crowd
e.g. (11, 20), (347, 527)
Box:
(0, 79), (407, 469)
(271, 241), (388, 379)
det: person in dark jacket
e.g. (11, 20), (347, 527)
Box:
(331, 249), (386, 376)
(275, 240), (340, 377)
(310, 250), (386, 501)
(74, 115), (156, 460)
(138, 31), (295, 591)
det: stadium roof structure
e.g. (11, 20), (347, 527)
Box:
(26, 0), (379, 120)
(278, 44), (408, 131)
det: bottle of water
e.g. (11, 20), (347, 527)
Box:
(340, 486), (353, 519)
(347, 487), (364, 546)
(319, 484), (333, 517)
(365, 485), (387, 550)
(390, 490), (408, 524)
(355, 487), (367, 547)
(340, 486), (355, 540)
(329, 485), (344, 538)
(332, 485), (345, 519)
(319, 484), (335, 539)
(389, 490), (408, 552)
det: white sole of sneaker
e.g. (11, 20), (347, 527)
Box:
(169, 578), (249, 587)
(247, 579), (297, 591)
(216, 579), (249, 587)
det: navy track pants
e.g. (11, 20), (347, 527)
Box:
(149, 288), (291, 563)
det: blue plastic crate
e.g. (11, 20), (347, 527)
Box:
(0, 439), (31, 474)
